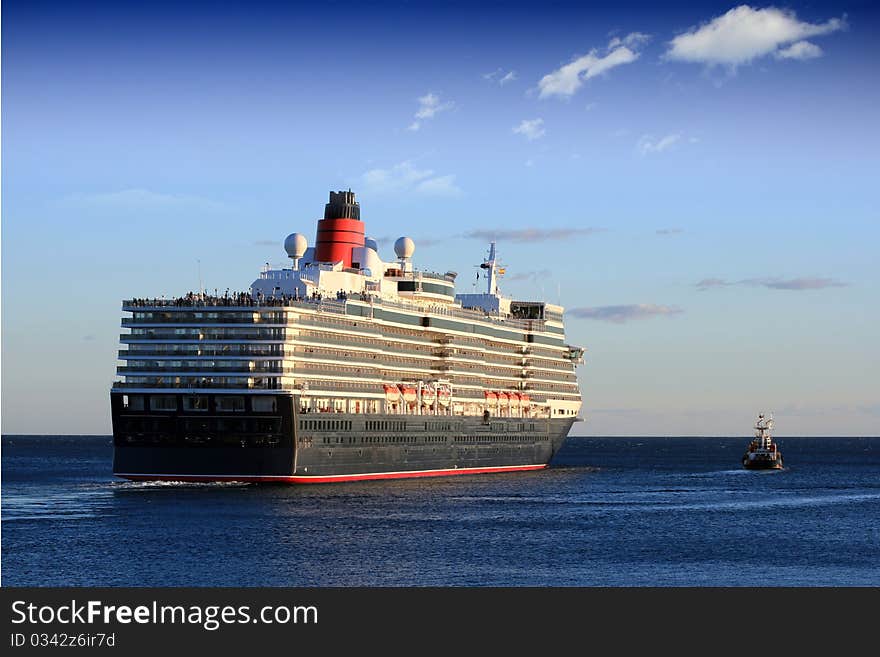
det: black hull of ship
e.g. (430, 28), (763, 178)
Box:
(111, 392), (576, 484)
(742, 455), (784, 470)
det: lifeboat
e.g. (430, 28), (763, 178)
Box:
(384, 384), (400, 402)
(421, 385), (436, 405)
(484, 390), (498, 407)
(399, 384), (418, 405)
(509, 392), (520, 409)
(497, 392), (509, 408)
(437, 385), (452, 407)
(520, 394), (530, 409)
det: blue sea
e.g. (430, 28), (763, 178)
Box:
(2, 435), (879, 586)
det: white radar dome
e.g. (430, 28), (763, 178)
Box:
(394, 236), (415, 259)
(284, 233), (308, 258)
(364, 236), (379, 252)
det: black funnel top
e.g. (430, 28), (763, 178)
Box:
(324, 190), (360, 220)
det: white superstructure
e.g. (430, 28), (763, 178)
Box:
(116, 191), (584, 422)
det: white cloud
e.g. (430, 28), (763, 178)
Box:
(608, 31), (652, 49)
(665, 5), (845, 67)
(413, 174), (463, 197)
(61, 188), (228, 213)
(499, 71), (517, 85)
(638, 133), (681, 155)
(538, 46), (638, 99)
(464, 227), (604, 242)
(483, 68), (517, 85)
(360, 161), (462, 197)
(407, 92), (454, 131)
(513, 118), (546, 141)
(775, 40), (823, 60)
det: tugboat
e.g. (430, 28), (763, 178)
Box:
(742, 413), (783, 470)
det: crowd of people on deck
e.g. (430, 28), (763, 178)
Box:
(126, 288), (367, 307)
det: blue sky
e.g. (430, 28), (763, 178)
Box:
(3, 0), (878, 435)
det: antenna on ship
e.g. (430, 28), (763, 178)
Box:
(197, 259), (203, 299)
(480, 241), (500, 295)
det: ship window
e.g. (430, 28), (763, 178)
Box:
(124, 395), (145, 411)
(252, 397), (277, 413)
(216, 396), (245, 412)
(183, 396), (209, 411)
(150, 395), (178, 411)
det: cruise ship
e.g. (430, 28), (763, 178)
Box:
(111, 190), (585, 483)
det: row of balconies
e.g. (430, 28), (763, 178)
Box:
(122, 317), (287, 327)
(117, 345), (575, 384)
(290, 353), (560, 383)
(119, 347), (285, 358)
(114, 378), (286, 390)
(121, 332), (286, 342)
(117, 365), (294, 375)
(286, 363), (577, 397)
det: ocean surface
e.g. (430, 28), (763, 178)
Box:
(2, 435), (879, 586)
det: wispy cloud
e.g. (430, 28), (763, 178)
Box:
(463, 227), (603, 243)
(506, 269), (552, 282)
(61, 188), (228, 213)
(665, 5), (845, 68)
(414, 174), (461, 196)
(360, 161), (463, 197)
(568, 304), (683, 323)
(696, 277), (849, 291)
(483, 68), (517, 85)
(608, 31), (652, 50)
(374, 236), (446, 248)
(513, 118), (546, 141)
(656, 228), (684, 236)
(407, 92), (454, 131)
(638, 133), (681, 155)
(538, 32), (647, 99)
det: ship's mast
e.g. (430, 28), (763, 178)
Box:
(482, 242), (499, 295)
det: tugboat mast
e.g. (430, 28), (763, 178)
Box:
(754, 413), (773, 449)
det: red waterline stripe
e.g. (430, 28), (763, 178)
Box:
(117, 463), (547, 485)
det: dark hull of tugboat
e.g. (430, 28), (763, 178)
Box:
(742, 454), (784, 470)
(111, 392), (576, 484)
